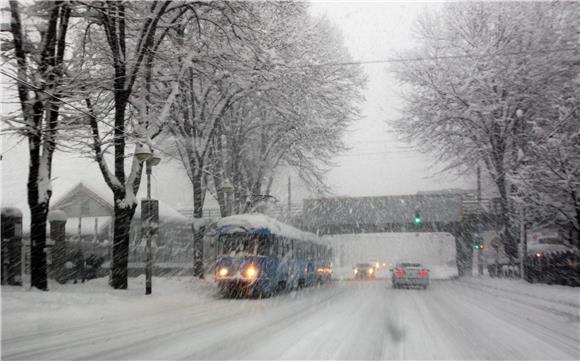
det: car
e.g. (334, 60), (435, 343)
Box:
(391, 263), (429, 289)
(353, 263), (376, 279)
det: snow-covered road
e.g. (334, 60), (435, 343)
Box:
(2, 279), (579, 360)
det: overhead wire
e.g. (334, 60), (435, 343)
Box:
(281, 47), (579, 68)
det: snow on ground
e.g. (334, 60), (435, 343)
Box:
(2, 276), (216, 340)
(2, 276), (578, 360)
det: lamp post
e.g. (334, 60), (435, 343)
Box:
(221, 179), (234, 217)
(135, 143), (161, 295)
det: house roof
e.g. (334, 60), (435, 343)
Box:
(51, 183), (114, 217)
(51, 182), (188, 223)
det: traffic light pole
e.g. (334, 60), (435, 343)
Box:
(519, 207), (526, 280)
(146, 163), (152, 295)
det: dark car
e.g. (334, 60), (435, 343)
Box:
(353, 263), (376, 279)
(392, 262), (429, 289)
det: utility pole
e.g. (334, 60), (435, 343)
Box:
(288, 176), (291, 220)
(477, 165), (481, 204)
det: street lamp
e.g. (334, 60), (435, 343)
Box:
(135, 143), (161, 295)
(221, 178), (234, 217)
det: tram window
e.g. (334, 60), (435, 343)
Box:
(256, 237), (268, 255)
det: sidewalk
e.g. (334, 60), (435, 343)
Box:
(460, 275), (580, 309)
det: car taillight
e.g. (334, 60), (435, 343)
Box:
(419, 270), (429, 277)
(395, 269), (405, 277)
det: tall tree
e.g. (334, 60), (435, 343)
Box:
(3, 1), (71, 290)
(392, 2), (578, 261)
(210, 2), (365, 216)
(163, 2), (263, 277)
(515, 85), (580, 246)
(76, 0), (192, 289)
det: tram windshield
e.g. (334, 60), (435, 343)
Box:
(218, 234), (269, 256)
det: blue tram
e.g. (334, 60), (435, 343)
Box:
(209, 214), (332, 297)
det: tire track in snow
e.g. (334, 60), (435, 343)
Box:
(79, 283), (346, 360)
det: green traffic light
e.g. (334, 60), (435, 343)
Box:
(414, 212), (422, 225)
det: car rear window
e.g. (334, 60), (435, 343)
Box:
(399, 263), (421, 267)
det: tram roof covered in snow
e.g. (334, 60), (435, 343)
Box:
(214, 214), (322, 244)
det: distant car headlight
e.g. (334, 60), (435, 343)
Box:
(218, 267), (229, 277)
(368, 268), (374, 275)
(244, 265), (258, 279)
(353, 268), (358, 274)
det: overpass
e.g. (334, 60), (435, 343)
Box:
(298, 193), (500, 275)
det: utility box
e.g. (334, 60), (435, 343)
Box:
(1, 207), (23, 286)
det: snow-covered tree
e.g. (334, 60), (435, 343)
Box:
(159, 2), (364, 277)
(211, 3), (365, 215)
(392, 2), (579, 261)
(515, 85), (580, 246)
(70, 0), (197, 289)
(2, 1), (72, 290)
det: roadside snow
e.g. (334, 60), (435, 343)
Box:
(461, 276), (580, 310)
(2, 276), (216, 339)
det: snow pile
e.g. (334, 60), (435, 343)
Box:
(325, 232), (458, 279)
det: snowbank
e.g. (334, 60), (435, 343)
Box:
(460, 276), (580, 310)
(2, 276), (216, 338)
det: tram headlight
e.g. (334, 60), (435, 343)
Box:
(244, 265), (258, 279)
(218, 267), (229, 277)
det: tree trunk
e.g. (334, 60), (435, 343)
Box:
(495, 172), (517, 263)
(29, 202), (49, 290)
(573, 190), (580, 247)
(192, 169), (204, 278)
(110, 199), (135, 289)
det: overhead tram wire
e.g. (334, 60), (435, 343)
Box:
(280, 47), (579, 69)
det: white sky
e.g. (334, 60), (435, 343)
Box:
(1, 1), (485, 220)
(304, 1), (475, 197)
